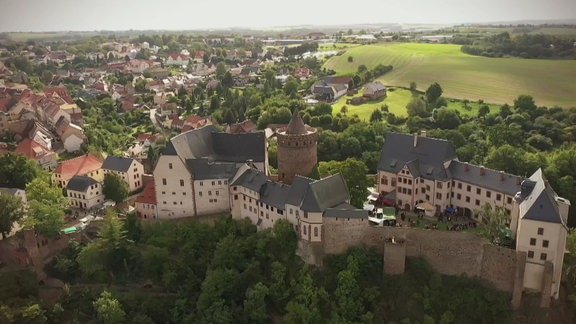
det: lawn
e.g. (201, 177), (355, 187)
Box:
(331, 87), (414, 121)
(323, 42), (576, 108)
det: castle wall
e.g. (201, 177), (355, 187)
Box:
(319, 217), (519, 293)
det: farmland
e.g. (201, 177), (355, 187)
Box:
(322, 43), (576, 108)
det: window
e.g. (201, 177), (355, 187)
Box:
(183, 192), (186, 195)
(457, 193), (461, 200)
(528, 251), (534, 258)
(540, 253), (547, 261)
(466, 185), (471, 192)
(168, 163), (173, 169)
(314, 227), (318, 237)
(218, 180), (222, 185)
(407, 179), (412, 185)
(437, 182), (442, 189)
(211, 181), (215, 185)
(496, 194), (502, 201)
(200, 181), (203, 186)
(465, 196), (470, 203)
(381, 176), (388, 185)
(180, 179), (184, 186)
(436, 193), (442, 200)
(486, 191), (491, 198)
(303, 226), (307, 235)
(543, 240), (549, 248)
(457, 182), (462, 189)
(475, 199), (480, 206)
(162, 178), (166, 185)
(507, 197), (512, 204)
(537, 227), (544, 235)
(476, 188), (481, 195)
(391, 178), (396, 186)
(215, 190), (219, 196)
(172, 192), (176, 195)
(199, 191), (202, 197)
(530, 238), (536, 246)
(234, 194), (238, 200)
(162, 191), (166, 195)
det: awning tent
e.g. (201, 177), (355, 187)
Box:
(416, 202), (436, 217)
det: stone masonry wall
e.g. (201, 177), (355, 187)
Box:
(319, 217), (519, 293)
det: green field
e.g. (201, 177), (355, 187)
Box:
(323, 43), (576, 108)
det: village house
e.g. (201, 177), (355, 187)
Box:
(101, 156), (144, 192)
(65, 175), (105, 210)
(135, 180), (158, 220)
(52, 153), (103, 188)
(14, 138), (57, 170)
(166, 53), (191, 66)
(363, 81), (387, 100)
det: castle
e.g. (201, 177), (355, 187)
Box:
(138, 118), (570, 303)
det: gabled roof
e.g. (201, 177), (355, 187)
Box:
(378, 132), (457, 180)
(54, 154), (102, 181)
(66, 175), (98, 192)
(170, 125), (265, 163)
(301, 173), (350, 212)
(186, 159), (238, 180)
(518, 168), (568, 225)
(15, 138), (53, 159)
(324, 202), (369, 218)
(135, 180), (157, 205)
(364, 81), (386, 94)
(102, 156), (136, 172)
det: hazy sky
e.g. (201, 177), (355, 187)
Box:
(1, 0), (575, 32)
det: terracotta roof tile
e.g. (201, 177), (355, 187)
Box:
(53, 153), (103, 182)
(135, 180), (156, 204)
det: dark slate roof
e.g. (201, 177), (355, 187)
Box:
(301, 173), (350, 212)
(170, 125), (266, 163)
(102, 156), (134, 172)
(448, 161), (522, 195)
(285, 175), (315, 206)
(186, 159), (238, 180)
(230, 167), (268, 192)
(324, 202), (369, 218)
(212, 132), (266, 162)
(66, 175), (98, 192)
(260, 181), (291, 210)
(378, 132), (457, 180)
(520, 169), (564, 224)
(164, 141), (178, 155)
(286, 109), (307, 135)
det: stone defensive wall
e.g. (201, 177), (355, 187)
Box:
(307, 217), (520, 294)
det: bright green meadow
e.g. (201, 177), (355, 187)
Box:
(323, 43), (576, 108)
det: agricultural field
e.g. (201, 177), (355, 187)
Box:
(323, 43), (576, 108)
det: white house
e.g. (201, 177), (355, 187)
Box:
(166, 54), (190, 66)
(101, 156), (144, 192)
(66, 175), (104, 210)
(511, 169), (570, 300)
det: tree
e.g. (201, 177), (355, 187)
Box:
(406, 97), (428, 118)
(0, 153), (42, 189)
(93, 290), (126, 324)
(347, 56), (353, 62)
(0, 194), (24, 239)
(370, 109), (383, 123)
(103, 173), (129, 203)
(244, 283), (269, 324)
(425, 82), (443, 105)
(434, 108), (461, 129)
(475, 203), (510, 245)
(25, 176), (66, 238)
(319, 158), (370, 208)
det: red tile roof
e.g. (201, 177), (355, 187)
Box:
(135, 180), (156, 204)
(14, 138), (53, 160)
(53, 153), (103, 182)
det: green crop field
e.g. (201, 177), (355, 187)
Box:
(323, 43), (576, 108)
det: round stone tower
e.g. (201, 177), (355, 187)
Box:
(276, 109), (318, 184)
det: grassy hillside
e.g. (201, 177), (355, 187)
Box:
(323, 43), (576, 108)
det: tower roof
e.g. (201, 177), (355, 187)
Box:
(286, 109), (307, 135)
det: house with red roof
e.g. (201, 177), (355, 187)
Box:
(52, 153), (104, 188)
(14, 138), (58, 170)
(166, 53), (191, 66)
(193, 50), (206, 63)
(293, 68), (311, 80)
(135, 180), (158, 220)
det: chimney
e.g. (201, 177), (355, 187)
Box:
(499, 170), (505, 182)
(480, 166), (485, 176)
(420, 130), (427, 137)
(464, 162), (469, 172)
(516, 176), (522, 185)
(413, 133), (418, 147)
